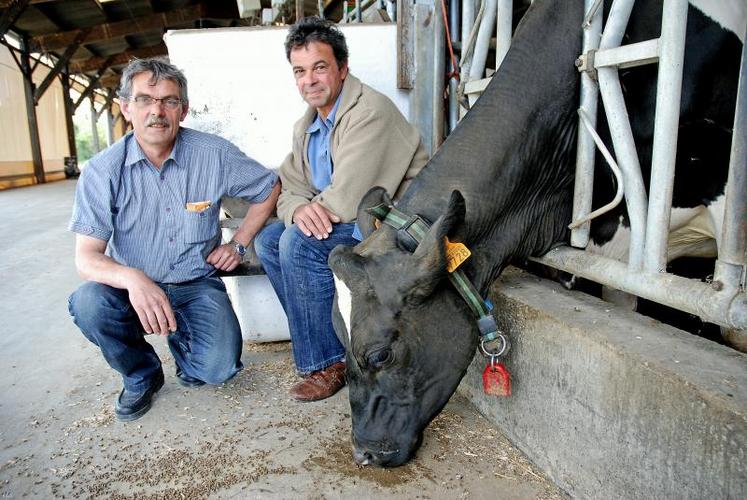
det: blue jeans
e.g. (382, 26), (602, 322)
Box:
(68, 276), (243, 392)
(255, 221), (358, 374)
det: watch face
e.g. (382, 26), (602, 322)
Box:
(235, 243), (246, 256)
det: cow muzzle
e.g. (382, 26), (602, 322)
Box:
(351, 432), (421, 467)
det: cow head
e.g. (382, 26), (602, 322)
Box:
(328, 187), (479, 467)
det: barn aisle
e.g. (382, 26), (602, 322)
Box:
(0, 180), (563, 499)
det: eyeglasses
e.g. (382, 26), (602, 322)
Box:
(129, 95), (184, 110)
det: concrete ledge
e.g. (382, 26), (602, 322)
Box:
(457, 268), (747, 499)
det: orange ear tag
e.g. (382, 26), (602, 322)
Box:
(374, 219), (381, 230)
(444, 238), (471, 273)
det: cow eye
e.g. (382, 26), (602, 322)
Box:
(367, 348), (393, 368)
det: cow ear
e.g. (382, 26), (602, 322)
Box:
(357, 186), (393, 239)
(328, 244), (367, 291)
(407, 190), (466, 302)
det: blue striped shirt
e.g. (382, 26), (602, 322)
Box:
(69, 128), (278, 284)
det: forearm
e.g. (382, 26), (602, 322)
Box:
(77, 251), (145, 290)
(232, 182), (281, 246)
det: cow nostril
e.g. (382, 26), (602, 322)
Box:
(352, 447), (373, 466)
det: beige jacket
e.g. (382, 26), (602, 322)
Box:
(276, 74), (428, 226)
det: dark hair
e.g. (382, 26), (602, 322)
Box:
(118, 57), (188, 103)
(284, 16), (349, 68)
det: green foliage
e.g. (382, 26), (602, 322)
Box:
(74, 121), (108, 165)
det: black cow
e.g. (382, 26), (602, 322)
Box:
(329, 0), (743, 467)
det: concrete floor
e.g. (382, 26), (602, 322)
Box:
(0, 180), (564, 499)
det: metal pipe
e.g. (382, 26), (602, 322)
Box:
(715, 22), (747, 288)
(571, 0), (603, 248)
(533, 247), (747, 331)
(318, 0), (325, 18)
(597, 67), (649, 271)
(448, 0), (460, 132)
(599, 0), (635, 50)
(433, 0), (446, 149)
(356, 0), (362, 23)
(644, 0), (689, 274)
(469, 0), (497, 82)
(462, 0), (476, 46)
(495, 0), (512, 70)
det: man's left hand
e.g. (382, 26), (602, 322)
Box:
(207, 243), (242, 271)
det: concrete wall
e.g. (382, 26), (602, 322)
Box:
(164, 23), (410, 170)
(458, 268), (746, 499)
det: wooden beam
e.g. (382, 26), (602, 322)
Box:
(0, 0), (56, 7)
(60, 67), (77, 162)
(19, 36), (45, 184)
(0, 0), (30, 36)
(397, 0), (414, 89)
(95, 87), (116, 119)
(73, 55), (114, 111)
(29, 5), (203, 52)
(68, 43), (167, 74)
(33, 28), (90, 104)
(100, 73), (121, 89)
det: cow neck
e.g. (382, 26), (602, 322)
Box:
(366, 202), (507, 358)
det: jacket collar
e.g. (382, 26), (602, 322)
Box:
(297, 73), (363, 133)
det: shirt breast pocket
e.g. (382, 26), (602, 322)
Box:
(182, 204), (220, 243)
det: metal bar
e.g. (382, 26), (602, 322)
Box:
(469, 0), (497, 81)
(19, 36), (45, 184)
(462, 0), (475, 43)
(412, 0), (437, 153)
(599, 0), (635, 50)
(495, 0), (512, 70)
(396, 0), (414, 89)
(570, 0), (603, 248)
(596, 0), (648, 271)
(643, 0), (689, 274)
(533, 247), (747, 331)
(714, 22), (747, 290)
(447, 0), (460, 132)
(432, 0), (445, 149)
(594, 38), (659, 69)
(386, 0), (396, 22)
(598, 67), (648, 271)
(356, 0), (362, 22)
(318, 0), (324, 18)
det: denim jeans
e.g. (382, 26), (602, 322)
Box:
(68, 276), (243, 392)
(254, 221), (358, 374)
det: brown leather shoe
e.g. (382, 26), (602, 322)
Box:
(290, 361), (346, 402)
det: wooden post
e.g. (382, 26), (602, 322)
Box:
(295, 0), (303, 22)
(19, 37), (45, 184)
(60, 67), (78, 165)
(90, 98), (100, 154)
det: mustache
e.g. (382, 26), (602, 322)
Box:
(146, 117), (169, 127)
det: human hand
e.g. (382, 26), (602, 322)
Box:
(125, 270), (177, 336)
(207, 243), (242, 272)
(292, 202), (341, 239)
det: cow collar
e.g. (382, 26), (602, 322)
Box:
(365, 202), (508, 359)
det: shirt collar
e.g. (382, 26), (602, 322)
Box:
(306, 91), (343, 134)
(124, 129), (183, 168)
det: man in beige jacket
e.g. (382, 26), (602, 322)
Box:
(255, 17), (428, 402)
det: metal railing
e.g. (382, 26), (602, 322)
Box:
(419, 0), (746, 333)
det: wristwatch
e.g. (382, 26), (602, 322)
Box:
(230, 239), (246, 256)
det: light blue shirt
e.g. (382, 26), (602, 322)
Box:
(305, 93), (362, 240)
(69, 128), (278, 283)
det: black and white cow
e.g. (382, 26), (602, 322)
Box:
(329, 0), (744, 467)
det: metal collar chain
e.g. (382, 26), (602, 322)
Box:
(366, 202), (508, 359)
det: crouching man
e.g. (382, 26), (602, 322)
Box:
(68, 58), (280, 421)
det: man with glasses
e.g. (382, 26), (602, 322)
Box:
(68, 58), (280, 421)
(255, 17), (427, 402)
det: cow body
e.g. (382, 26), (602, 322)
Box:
(329, 0), (744, 467)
